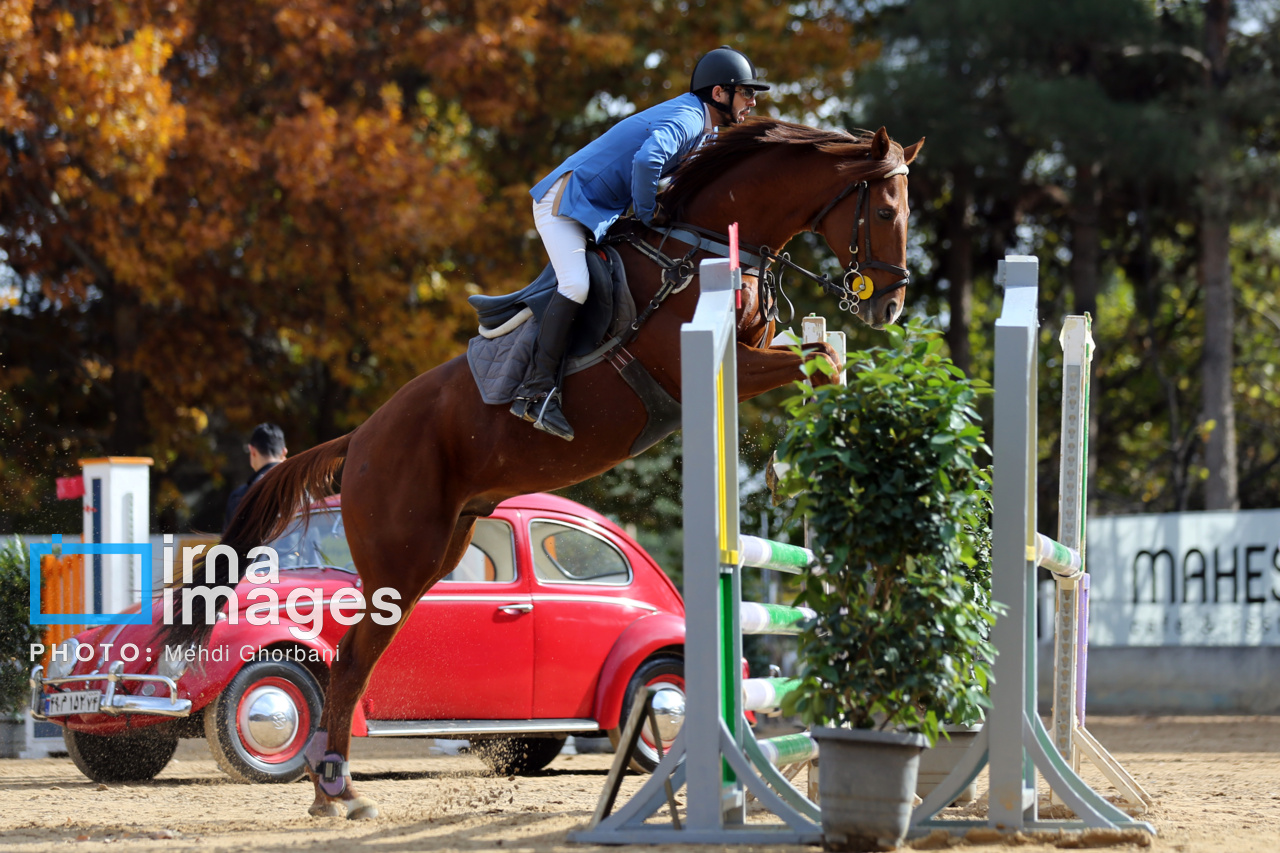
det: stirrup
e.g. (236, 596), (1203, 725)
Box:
(532, 388), (574, 442)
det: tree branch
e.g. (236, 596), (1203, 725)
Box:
(1119, 44), (1212, 72)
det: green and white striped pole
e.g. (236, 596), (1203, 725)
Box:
(741, 677), (804, 713)
(739, 602), (815, 635)
(739, 535), (815, 574)
(1033, 532), (1083, 580)
(757, 732), (819, 767)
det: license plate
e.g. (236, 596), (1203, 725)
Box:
(44, 690), (102, 717)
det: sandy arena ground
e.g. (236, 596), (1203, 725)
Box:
(1, 716), (1278, 852)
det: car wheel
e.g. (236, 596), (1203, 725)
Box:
(474, 736), (565, 775)
(63, 726), (178, 783)
(204, 659), (323, 784)
(608, 654), (685, 773)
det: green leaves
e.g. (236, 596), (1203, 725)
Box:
(777, 320), (997, 742)
(0, 536), (42, 718)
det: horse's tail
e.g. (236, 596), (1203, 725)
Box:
(156, 433), (352, 649)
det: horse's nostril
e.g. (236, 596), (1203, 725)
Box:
(881, 299), (900, 326)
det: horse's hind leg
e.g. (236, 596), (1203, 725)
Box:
(303, 611), (399, 820)
(305, 514), (478, 820)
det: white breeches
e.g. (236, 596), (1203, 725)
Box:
(533, 175), (590, 304)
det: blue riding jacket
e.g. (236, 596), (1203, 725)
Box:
(530, 92), (711, 241)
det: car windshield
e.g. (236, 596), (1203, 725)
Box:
(264, 509), (356, 573)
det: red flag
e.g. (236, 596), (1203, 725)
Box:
(728, 222), (742, 308)
(56, 477), (84, 500)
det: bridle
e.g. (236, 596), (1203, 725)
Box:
(658, 162), (910, 319)
(604, 161), (911, 331)
(806, 163), (912, 312)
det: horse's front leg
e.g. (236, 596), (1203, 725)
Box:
(734, 341), (842, 400)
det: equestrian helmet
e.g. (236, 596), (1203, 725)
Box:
(690, 46), (770, 94)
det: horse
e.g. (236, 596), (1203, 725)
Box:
(161, 118), (922, 819)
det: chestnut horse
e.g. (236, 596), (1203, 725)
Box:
(162, 119), (922, 818)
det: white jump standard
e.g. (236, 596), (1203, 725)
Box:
(573, 257), (825, 844)
(910, 255), (1152, 836)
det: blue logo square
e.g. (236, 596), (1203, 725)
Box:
(29, 535), (153, 626)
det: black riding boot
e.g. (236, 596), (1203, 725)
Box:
(510, 293), (581, 441)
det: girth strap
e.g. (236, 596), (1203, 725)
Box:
(606, 345), (682, 457)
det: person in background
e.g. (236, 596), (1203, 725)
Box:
(224, 423), (287, 530)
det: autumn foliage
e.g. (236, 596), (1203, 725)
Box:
(0, 1), (880, 529)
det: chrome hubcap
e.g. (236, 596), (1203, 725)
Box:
(648, 685), (686, 745)
(238, 685), (299, 754)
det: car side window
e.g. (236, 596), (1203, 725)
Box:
(529, 521), (631, 585)
(440, 518), (516, 583)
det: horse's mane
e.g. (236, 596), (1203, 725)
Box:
(659, 118), (905, 219)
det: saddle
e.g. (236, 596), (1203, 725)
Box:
(468, 247), (627, 358)
(465, 245), (681, 457)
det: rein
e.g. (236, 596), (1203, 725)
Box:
(579, 160), (912, 454)
(603, 161), (911, 334)
(659, 221), (866, 319)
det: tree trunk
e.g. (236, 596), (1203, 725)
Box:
(109, 294), (146, 457)
(1200, 0), (1238, 510)
(1070, 161), (1102, 319)
(944, 176), (974, 375)
(1200, 212), (1237, 509)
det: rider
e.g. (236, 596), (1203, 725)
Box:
(511, 46), (769, 441)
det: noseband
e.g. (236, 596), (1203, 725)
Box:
(809, 164), (911, 312)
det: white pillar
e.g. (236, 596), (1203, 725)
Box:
(80, 457), (153, 614)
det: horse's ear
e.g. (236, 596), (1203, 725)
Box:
(870, 126), (891, 161)
(902, 137), (925, 165)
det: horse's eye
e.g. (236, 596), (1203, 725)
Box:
(877, 208), (895, 221)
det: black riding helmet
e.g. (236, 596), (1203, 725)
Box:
(689, 46), (770, 95)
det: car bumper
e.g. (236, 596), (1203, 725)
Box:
(30, 662), (192, 721)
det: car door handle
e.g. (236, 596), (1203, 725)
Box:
(498, 603), (533, 614)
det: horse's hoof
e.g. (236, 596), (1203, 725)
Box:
(309, 801), (345, 818)
(346, 797), (380, 820)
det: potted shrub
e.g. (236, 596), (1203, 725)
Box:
(1, 536), (43, 757)
(914, 495), (991, 806)
(775, 322), (998, 851)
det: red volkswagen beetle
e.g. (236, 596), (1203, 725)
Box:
(30, 494), (687, 783)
